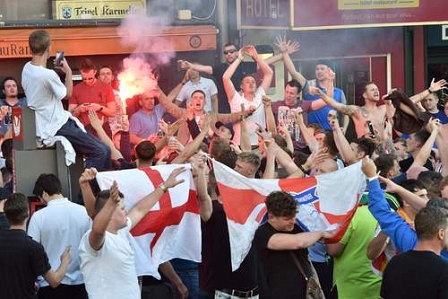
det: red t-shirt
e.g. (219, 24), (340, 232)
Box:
(69, 80), (115, 125)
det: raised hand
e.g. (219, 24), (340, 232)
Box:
(429, 78), (448, 93)
(79, 167), (98, 185)
(88, 110), (104, 130)
(164, 167), (186, 189)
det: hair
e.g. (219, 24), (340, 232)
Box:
(418, 171), (443, 199)
(2, 76), (17, 90)
(323, 131), (338, 157)
(216, 149), (237, 169)
(79, 58), (96, 72)
(32, 174), (62, 197)
(285, 79), (302, 94)
(317, 59), (332, 67)
(135, 140), (156, 162)
(209, 137), (231, 158)
(4, 193), (29, 225)
(440, 176), (448, 193)
(353, 137), (376, 158)
(94, 189), (124, 217)
(412, 129), (431, 148)
(28, 30), (51, 55)
(414, 205), (448, 241)
(374, 154), (397, 178)
(191, 89), (206, 99)
(237, 152), (261, 170)
(240, 74), (256, 85)
(265, 191), (298, 218)
(223, 42), (238, 49)
(99, 65), (113, 72)
(395, 179), (427, 206)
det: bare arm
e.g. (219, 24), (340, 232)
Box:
(79, 168), (99, 219)
(89, 181), (121, 250)
(263, 96), (277, 134)
(410, 78), (447, 104)
(410, 119), (439, 168)
(366, 231), (389, 260)
(222, 50), (243, 101)
(42, 246), (71, 288)
(60, 58), (73, 98)
(247, 46), (273, 92)
(88, 110), (123, 160)
(211, 93), (218, 113)
(180, 60), (213, 75)
(159, 261), (188, 299)
(312, 88), (357, 116)
(171, 118), (210, 164)
(326, 242), (346, 257)
(296, 112), (318, 153)
(330, 119), (358, 165)
(437, 124), (448, 177)
(267, 230), (331, 250)
(127, 168), (186, 228)
(193, 154), (213, 222)
(379, 176), (428, 212)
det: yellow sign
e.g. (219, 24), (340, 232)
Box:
(338, 0), (419, 10)
(53, 0), (146, 20)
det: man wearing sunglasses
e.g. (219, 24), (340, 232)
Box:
(178, 43), (257, 114)
(69, 58), (117, 138)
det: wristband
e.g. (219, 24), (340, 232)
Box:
(427, 88), (432, 94)
(99, 106), (104, 112)
(298, 164), (310, 175)
(159, 183), (168, 193)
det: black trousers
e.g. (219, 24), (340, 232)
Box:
(37, 284), (88, 299)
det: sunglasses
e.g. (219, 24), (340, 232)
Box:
(223, 50), (237, 55)
(82, 77), (95, 81)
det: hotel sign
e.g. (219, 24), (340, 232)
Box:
(53, 0), (146, 20)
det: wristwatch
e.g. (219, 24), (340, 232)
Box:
(159, 183), (168, 193)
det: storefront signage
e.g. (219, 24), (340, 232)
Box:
(0, 42), (31, 58)
(239, 0), (448, 30)
(292, 0), (448, 30)
(53, 0), (146, 20)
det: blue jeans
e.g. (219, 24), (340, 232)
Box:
(56, 119), (111, 170)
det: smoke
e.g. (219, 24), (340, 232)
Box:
(117, 56), (158, 101)
(117, 14), (175, 65)
(116, 9), (175, 102)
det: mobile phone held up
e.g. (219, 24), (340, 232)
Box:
(54, 51), (64, 66)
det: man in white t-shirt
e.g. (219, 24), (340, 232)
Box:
(78, 167), (186, 299)
(28, 174), (91, 299)
(222, 45), (273, 146)
(21, 29), (110, 170)
(175, 69), (218, 113)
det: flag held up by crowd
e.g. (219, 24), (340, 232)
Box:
(96, 163), (201, 279)
(213, 159), (367, 271)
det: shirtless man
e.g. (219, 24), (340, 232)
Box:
(313, 78), (448, 140)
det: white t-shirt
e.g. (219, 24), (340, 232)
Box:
(21, 62), (70, 140)
(79, 218), (140, 299)
(28, 198), (91, 287)
(229, 87), (266, 145)
(176, 77), (218, 112)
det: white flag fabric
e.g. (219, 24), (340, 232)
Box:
(213, 160), (366, 271)
(96, 164), (201, 278)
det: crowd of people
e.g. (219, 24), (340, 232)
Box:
(1, 29), (448, 299)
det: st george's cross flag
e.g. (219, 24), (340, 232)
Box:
(96, 164), (201, 279)
(213, 159), (367, 271)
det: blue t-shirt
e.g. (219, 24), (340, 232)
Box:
(303, 81), (346, 130)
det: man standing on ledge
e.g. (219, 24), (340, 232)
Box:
(21, 29), (110, 170)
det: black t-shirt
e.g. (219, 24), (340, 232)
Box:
(381, 250), (448, 299)
(399, 156), (434, 172)
(200, 200), (258, 291)
(253, 222), (308, 299)
(212, 62), (257, 113)
(0, 229), (51, 299)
